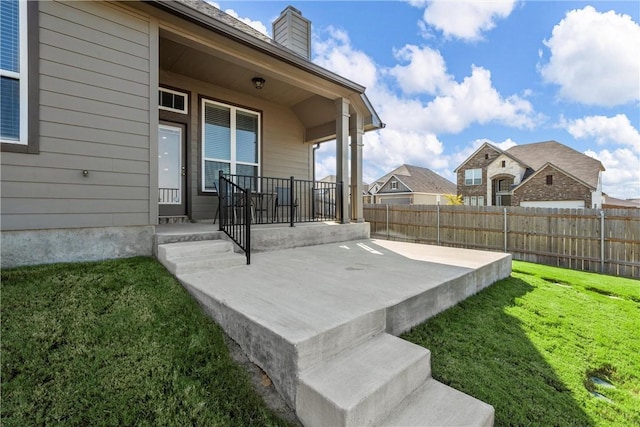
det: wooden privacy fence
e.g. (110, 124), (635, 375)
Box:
(363, 204), (640, 279)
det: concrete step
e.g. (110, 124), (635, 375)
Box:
(154, 230), (225, 246)
(158, 215), (189, 224)
(163, 253), (247, 275)
(296, 333), (430, 427)
(157, 240), (246, 275)
(296, 309), (386, 374)
(380, 379), (495, 427)
(158, 240), (234, 261)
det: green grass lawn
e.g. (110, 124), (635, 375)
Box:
(3, 257), (638, 426)
(403, 261), (640, 427)
(1, 257), (291, 427)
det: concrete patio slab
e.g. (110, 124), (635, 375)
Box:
(156, 229), (510, 426)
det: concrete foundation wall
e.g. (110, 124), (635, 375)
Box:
(1, 226), (154, 268)
(385, 254), (512, 336)
(251, 222), (370, 252)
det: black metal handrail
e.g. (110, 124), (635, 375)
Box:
(223, 173), (343, 226)
(218, 171), (251, 264)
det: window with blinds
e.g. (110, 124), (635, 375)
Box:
(1, 0), (27, 144)
(464, 168), (482, 185)
(202, 99), (260, 192)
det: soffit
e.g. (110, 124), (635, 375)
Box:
(160, 33), (317, 107)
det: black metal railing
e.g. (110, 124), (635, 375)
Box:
(222, 174), (343, 226)
(218, 171), (251, 264)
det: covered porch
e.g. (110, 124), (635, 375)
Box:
(142, 2), (383, 227)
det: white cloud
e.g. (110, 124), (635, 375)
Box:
(539, 6), (640, 107)
(223, 8), (270, 36)
(562, 114), (640, 154)
(419, 66), (537, 133)
(313, 27), (378, 89)
(381, 61), (538, 135)
(314, 145), (336, 180)
(382, 43), (538, 133)
(388, 45), (453, 95)
(366, 129), (448, 172)
(312, 26), (539, 184)
(418, 0), (517, 41)
(585, 148), (640, 199)
(479, 137), (518, 151)
(201, 1), (270, 36)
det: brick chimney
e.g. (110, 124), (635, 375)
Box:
(272, 6), (311, 60)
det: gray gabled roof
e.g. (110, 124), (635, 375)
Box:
(376, 165), (456, 194)
(505, 141), (604, 189)
(513, 162), (594, 192)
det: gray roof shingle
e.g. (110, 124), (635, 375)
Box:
(505, 140), (604, 189)
(377, 165), (456, 194)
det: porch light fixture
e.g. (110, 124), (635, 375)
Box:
(252, 77), (266, 90)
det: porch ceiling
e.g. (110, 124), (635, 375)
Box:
(160, 34), (338, 141)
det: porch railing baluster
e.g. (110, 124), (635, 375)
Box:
(220, 173), (342, 226)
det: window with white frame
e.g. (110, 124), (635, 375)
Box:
(1, 0), (28, 144)
(464, 168), (482, 185)
(159, 88), (188, 114)
(464, 195), (484, 206)
(390, 180), (398, 190)
(202, 99), (260, 192)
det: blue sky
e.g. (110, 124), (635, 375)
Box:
(216, 1), (640, 199)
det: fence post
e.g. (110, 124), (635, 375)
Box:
(437, 204), (441, 245)
(386, 204), (389, 239)
(600, 210), (605, 273)
(504, 208), (508, 252)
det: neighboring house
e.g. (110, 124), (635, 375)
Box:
(368, 164), (456, 205)
(602, 196), (640, 209)
(454, 140), (605, 209)
(0, 0), (382, 267)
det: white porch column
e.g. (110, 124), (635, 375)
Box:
(335, 98), (350, 224)
(350, 112), (364, 222)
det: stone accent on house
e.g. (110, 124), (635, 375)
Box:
(511, 165), (593, 207)
(486, 154), (527, 206)
(456, 144), (502, 201)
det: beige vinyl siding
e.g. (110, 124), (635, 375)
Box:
(159, 72), (311, 220)
(290, 21), (310, 51)
(412, 194), (441, 205)
(273, 20), (309, 54)
(0, 1), (152, 230)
